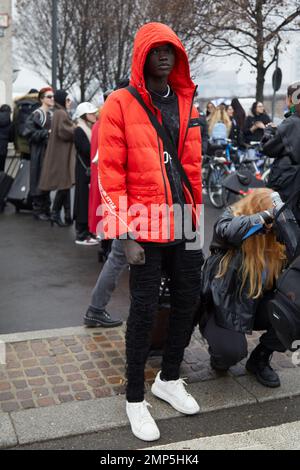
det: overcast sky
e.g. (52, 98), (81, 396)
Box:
(12, 0), (300, 100)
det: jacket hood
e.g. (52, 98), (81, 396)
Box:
(14, 93), (39, 104)
(130, 22), (194, 93)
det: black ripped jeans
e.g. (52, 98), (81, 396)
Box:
(126, 242), (203, 402)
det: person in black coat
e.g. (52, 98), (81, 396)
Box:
(201, 188), (291, 388)
(226, 104), (244, 148)
(23, 87), (54, 220)
(0, 105), (13, 172)
(243, 101), (271, 143)
(73, 102), (99, 245)
(263, 82), (300, 223)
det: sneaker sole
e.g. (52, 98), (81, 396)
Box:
(84, 319), (123, 328)
(245, 362), (281, 388)
(151, 384), (200, 415)
(130, 427), (160, 442)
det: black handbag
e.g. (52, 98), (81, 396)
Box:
(268, 189), (300, 350)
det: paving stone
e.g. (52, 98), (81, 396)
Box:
(56, 355), (75, 365)
(32, 388), (50, 398)
(28, 378), (46, 386)
(66, 374), (84, 383)
(87, 378), (106, 388)
(39, 357), (57, 366)
(1, 401), (20, 413)
(83, 370), (100, 379)
(12, 380), (28, 390)
(52, 385), (70, 394)
(0, 391), (14, 401)
(20, 400), (35, 410)
(37, 398), (56, 407)
(16, 390), (33, 401)
(25, 368), (45, 378)
(75, 353), (89, 362)
(80, 361), (95, 371)
(75, 392), (92, 401)
(71, 382), (87, 392)
(22, 359), (39, 368)
(48, 376), (64, 385)
(61, 365), (79, 374)
(58, 394), (74, 403)
(7, 370), (25, 379)
(69, 345), (84, 353)
(44, 366), (60, 376)
(93, 387), (114, 398)
(0, 382), (11, 391)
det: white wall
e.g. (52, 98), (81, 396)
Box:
(0, 0), (12, 106)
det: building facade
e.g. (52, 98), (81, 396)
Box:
(0, 0), (12, 106)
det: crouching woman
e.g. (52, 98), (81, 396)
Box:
(201, 188), (287, 387)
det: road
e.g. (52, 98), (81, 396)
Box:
(0, 196), (220, 334)
(10, 395), (300, 450)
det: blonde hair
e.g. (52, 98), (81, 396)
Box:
(216, 188), (286, 299)
(208, 106), (232, 136)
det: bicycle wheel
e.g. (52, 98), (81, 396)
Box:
(207, 164), (228, 208)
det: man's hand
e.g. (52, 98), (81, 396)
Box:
(122, 240), (145, 265)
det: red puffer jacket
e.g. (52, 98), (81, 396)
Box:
(98, 22), (202, 242)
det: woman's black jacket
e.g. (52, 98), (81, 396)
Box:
(203, 208), (272, 334)
(243, 113), (271, 143)
(23, 108), (51, 196)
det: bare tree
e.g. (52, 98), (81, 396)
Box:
(15, 0), (212, 100)
(196, 0), (300, 101)
(15, 0), (78, 90)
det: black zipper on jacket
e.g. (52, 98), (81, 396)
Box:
(179, 86), (197, 207)
(156, 130), (171, 240)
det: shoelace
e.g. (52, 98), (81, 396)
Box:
(138, 401), (154, 425)
(173, 378), (191, 397)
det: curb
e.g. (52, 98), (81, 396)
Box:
(1, 368), (300, 449)
(0, 326), (110, 344)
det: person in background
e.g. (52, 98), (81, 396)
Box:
(206, 101), (216, 122)
(231, 97), (246, 132)
(23, 87), (54, 221)
(208, 105), (232, 141)
(244, 101), (271, 144)
(73, 102), (99, 245)
(39, 90), (75, 227)
(13, 89), (39, 160)
(226, 104), (244, 147)
(0, 104), (13, 172)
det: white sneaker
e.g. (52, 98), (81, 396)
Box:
(151, 371), (200, 415)
(75, 237), (98, 246)
(126, 400), (160, 442)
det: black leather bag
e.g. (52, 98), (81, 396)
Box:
(269, 255), (300, 350)
(7, 159), (32, 211)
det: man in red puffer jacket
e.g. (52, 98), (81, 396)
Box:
(98, 22), (204, 442)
